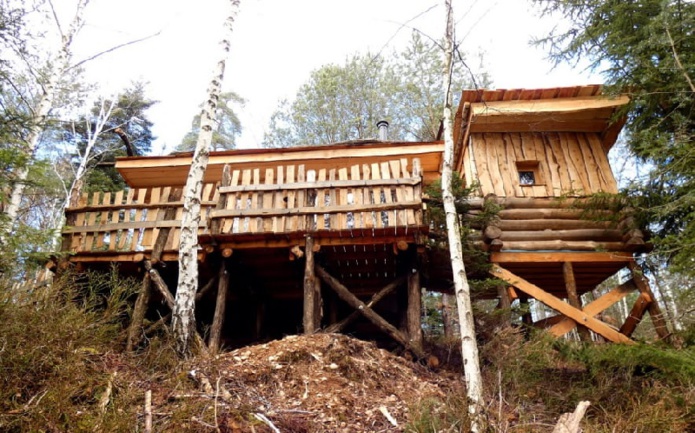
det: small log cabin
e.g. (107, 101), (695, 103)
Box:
(58, 85), (670, 352)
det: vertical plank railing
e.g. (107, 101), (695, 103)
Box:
(210, 158), (425, 236)
(62, 184), (216, 255)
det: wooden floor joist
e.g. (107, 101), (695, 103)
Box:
(490, 265), (634, 344)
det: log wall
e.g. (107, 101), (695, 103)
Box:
(464, 132), (618, 198)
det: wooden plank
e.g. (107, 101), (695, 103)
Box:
(495, 133), (516, 197)
(251, 168), (261, 233)
(586, 133), (618, 193)
(224, 170), (240, 233)
(471, 135), (495, 195)
(391, 160), (406, 226)
(563, 262), (591, 341)
(532, 133), (553, 197)
(297, 165), (306, 231)
(328, 169), (337, 229)
(490, 265), (634, 344)
(217, 177), (420, 193)
(576, 133), (601, 192)
(274, 166), (285, 233)
(561, 132), (590, 194)
(380, 161), (393, 227)
(370, 162), (384, 228)
(241, 169), (252, 233)
(285, 165), (298, 232)
(412, 158), (423, 226)
(263, 168), (274, 233)
(362, 164), (374, 229)
(619, 292), (652, 337)
(350, 165), (363, 229)
(316, 168), (327, 230)
(95, 192), (109, 249)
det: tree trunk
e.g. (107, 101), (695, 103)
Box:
(173, 0), (241, 356)
(441, 1), (484, 428)
(2, 0), (90, 241)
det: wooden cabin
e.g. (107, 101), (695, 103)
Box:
(58, 85), (669, 352)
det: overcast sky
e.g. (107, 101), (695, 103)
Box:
(67, 0), (598, 154)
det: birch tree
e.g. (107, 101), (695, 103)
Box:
(1, 0), (89, 241)
(172, 0), (241, 355)
(441, 0), (484, 428)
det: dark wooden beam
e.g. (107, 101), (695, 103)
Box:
(208, 259), (230, 353)
(316, 265), (425, 358)
(563, 262), (591, 342)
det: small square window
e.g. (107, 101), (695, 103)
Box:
(516, 161), (541, 186)
(519, 171), (535, 185)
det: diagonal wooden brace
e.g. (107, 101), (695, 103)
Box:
(316, 265), (425, 358)
(490, 265), (634, 344)
(550, 280), (637, 336)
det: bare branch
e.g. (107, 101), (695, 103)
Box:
(665, 27), (695, 93)
(68, 30), (163, 71)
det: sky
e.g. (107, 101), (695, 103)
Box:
(66, 0), (599, 154)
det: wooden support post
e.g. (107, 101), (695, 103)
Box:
(209, 259), (230, 353)
(563, 262), (591, 342)
(303, 235), (320, 333)
(316, 265), (425, 358)
(126, 273), (151, 351)
(491, 265), (634, 344)
(407, 260), (423, 352)
(628, 262), (671, 341)
(619, 292), (651, 337)
(144, 260), (174, 309)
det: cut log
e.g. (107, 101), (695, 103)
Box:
(499, 229), (623, 242)
(483, 225), (502, 240)
(316, 265), (425, 358)
(552, 401), (591, 433)
(496, 219), (613, 231)
(208, 260), (230, 353)
(501, 240), (627, 251)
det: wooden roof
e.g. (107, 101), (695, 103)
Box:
(116, 141), (444, 188)
(454, 85), (629, 160)
(116, 85), (628, 189)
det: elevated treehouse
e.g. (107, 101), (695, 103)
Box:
(58, 85), (670, 352)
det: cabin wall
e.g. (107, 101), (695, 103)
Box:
(466, 131), (618, 198)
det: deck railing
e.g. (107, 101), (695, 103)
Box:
(209, 158), (424, 235)
(62, 185), (217, 254)
(61, 158), (425, 255)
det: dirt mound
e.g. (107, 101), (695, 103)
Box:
(188, 333), (464, 432)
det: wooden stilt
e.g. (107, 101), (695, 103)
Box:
(323, 275), (406, 333)
(407, 260), (423, 352)
(619, 292), (651, 337)
(628, 262), (671, 341)
(126, 273), (151, 351)
(563, 262), (591, 342)
(316, 265), (425, 358)
(303, 235), (319, 333)
(209, 259), (230, 353)
(144, 260), (174, 308)
(491, 265), (634, 344)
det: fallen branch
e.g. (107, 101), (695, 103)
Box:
(144, 390), (152, 433)
(254, 413), (280, 433)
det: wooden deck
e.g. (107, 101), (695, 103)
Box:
(61, 157), (428, 264)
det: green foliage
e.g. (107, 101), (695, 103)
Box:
(176, 91), (244, 152)
(0, 267), (141, 432)
(533, 0), (695, 274)
(405, 396), (471, 433)
(263, 32), (491, 147)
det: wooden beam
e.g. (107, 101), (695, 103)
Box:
(218, 176), (420, 193)
(628, 262), (671, 341)
(490, 265), (634, 344)
(210, 200), (422, 219)
(209, 260), (230, 353)
(407, 265), (423, 352)
(303, 236), (320, 333)
(550, 280), (636, 336)
(316, 265), (425, 358)
(563, 262), (591, 342)
(143, 260), (174, 309)
(126, 273), (151, 351)
(619, 292), (652, 337)
(491, 251), (634, 264)
(323, 275), (406, 333)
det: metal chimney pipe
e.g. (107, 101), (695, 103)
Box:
(376, 120), (389, 141)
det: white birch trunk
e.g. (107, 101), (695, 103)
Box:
(441, 1), (484, 428)
(2, 0), (90, 240)
(172, 0), (241, 355)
